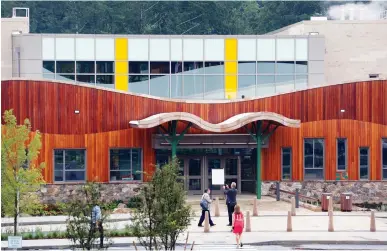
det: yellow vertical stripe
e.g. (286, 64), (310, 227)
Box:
(224, 38), (237, 99)
(115, 38), (128, 91)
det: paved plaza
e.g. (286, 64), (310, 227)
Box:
(2, 196), (387, 250)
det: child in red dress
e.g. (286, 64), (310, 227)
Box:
(232, 204), (244, 248)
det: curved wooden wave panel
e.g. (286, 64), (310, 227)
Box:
(1, 80), (386, 135)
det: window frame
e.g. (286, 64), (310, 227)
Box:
(336, 138), (347, 171)
(303, 138), (325, 180)
(53, 148), (87, 183)
(359, 146), (370, 181)
(109, 148), (143, 183)
(382, 138), (387, 180)
(281, 147), (292, 181)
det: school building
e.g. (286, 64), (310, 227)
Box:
(1, 8), (387, 203)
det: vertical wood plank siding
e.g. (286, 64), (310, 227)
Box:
(2, 80), (387, 183)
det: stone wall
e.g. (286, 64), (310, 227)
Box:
(38, 183), (141, 204)
(262, 181), (387, 204)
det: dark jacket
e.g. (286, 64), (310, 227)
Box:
(224, 188), (237, 205)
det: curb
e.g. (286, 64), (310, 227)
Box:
(2, 240), (387, 250)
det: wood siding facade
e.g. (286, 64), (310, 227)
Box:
(2, 80), (387, 183)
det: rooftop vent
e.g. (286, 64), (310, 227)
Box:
(12, 7), (29, 18)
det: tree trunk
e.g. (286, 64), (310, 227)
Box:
(14, 188), (19, 236)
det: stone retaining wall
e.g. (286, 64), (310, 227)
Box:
(262, 181), (387, 204)
(38, 183), (141, 204)
(38, 181), (387, 204)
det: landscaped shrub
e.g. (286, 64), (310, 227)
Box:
(126, 196), (142, 208)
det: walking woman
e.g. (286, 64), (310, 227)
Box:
(232, 204), (244, 248)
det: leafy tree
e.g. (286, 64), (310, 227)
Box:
(1, 109), (45, 235)
(132, 159), (191, 250)
(66, 182), (111, 250)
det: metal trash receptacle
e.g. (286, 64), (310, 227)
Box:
(321, 193), (332, 212)
(340, 193), (353, 212)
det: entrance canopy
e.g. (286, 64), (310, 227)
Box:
(129, 112), (300, 132)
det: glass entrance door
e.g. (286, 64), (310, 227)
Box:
(206, 157), (240, 195)
(185, 158), (203, 195)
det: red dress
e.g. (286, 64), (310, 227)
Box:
(233, 213), (244, 234)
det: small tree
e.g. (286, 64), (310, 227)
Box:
(66, 182), (111, 250)
(1, 109), (45, 235)
(132, 159), (192, 250)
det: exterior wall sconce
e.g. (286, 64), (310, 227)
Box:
(74, 110), (80, 114)
(340, 109), (345, 113)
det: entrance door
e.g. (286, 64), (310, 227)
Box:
(206, 157), (240, 195)
(185, 158), (203, 195)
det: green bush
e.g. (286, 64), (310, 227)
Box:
(126, 196), (142, 208)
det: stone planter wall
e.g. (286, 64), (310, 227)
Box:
(262, 181), (387, 204)
(38, 183), (142, 204)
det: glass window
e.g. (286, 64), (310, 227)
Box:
(296, 61), (308, 74)
(337, 138), (347, 171)
(359, 147), (369, 180)
(204, 75), (224, 99)
(171, 74), (183, 98)
(276, 75), (294, 93)
(129, 62), (149, 74)
(204, 62), (224, 74)
(150, 62), (170, 74)
(54, 149), (86, 182)
(276, 61), (295, 74)
(383, 139), (387, 180)
(188, 158), (201, 176)
(282, 147), (291, 180)
(304, 139), (324, 180)
(238, 75), (256, 98)
(76, 61), (95, 74)
(56, 74), (75, 82)
(96, 75), (114, 89)
(171, 62), (183, 74)
(129, 75), (149, 95)
(56, 61), (75, 73)
(43, 61), (55, 73)
(257, 62), (275, 74)
(110, 149), (142, 181)
(257, 75), (275, 97)
(225, 158), (238, 175)
(76, 75), (95, 84)
(295, 75), (308, 90)
(238, 62), (256, 74)
(43, 74), (55, 80)
(183, 62), (204, 74)
(150, 75), (169, 98)
(96, 61), (114, 73)
(183, 75), (204, 99)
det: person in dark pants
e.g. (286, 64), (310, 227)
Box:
(91, 203), (104, 248)
(198, 188), (216, 227)
(223, 182), (238, 226)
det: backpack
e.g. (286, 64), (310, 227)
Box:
(200, 198), (208, 210)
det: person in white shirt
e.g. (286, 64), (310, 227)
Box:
(198, 188), (216, 227)
(91, 204), (104, 248)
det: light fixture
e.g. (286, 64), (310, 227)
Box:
(309, 32), (319, 35)
(340, 109), (345, 113)
(74, 110), (80, 114)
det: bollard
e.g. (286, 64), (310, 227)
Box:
(287, 211), (292, 232)
(370, 211), (376, 232)
(295, 188), (300, 208)
(328, 210), (334, 232)
(204, 211), (210, 233)
(276, 182), (280, 201)
(328, 196), (333, 213)
(291, 197), (296, 216)
(245, 211), (251, 232)
(253, 198), (258, 216)
(214, 197), (220, 217)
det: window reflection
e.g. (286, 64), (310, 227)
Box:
(257, 62), (275, 74)
(183, 62), (204, 74)
(129, 75), (149, 95)
(256, 75), (275, 97)
(150, 75), (169, 98)
(96, 61), (114, 73)
(56, 61), (75, 73)
(238, 62), (256, 74)
(204, 75), (224, 99)
(96, 75), (114, 89)
(296, 61), (308, 74)
(129, 62), (149, 74)
(276, 75), (294, 93)
(76, 61), (95, 73)
(171, 74), (183, 98)
(56, 74), (75, 82)
(205, 62), (224, 74)
(276, 61), (295, 74)
(150, 62), (170, 74)
(43, 61), (55, 73)
(183, 75), (204, 99)
(171, 62), (183, 74)
(238, 75), (256, 98)
(295, 75), (308, 90)
(76, 75), (95, 84)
